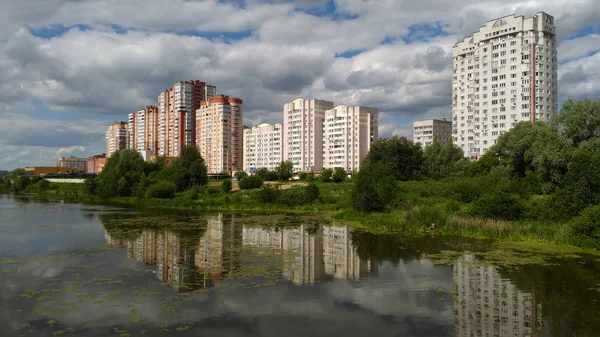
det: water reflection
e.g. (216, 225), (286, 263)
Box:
(453, 255), (543, 337)
(104, 214), (379, 292)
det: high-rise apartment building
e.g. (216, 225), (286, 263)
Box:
(323, 105), (378, 172)
(57, 156), (88, 170)
(452, 12), (557, 158)
(453, 254), (542, 337)
(106, 121), (128, 158)
(157, 81), (216, 157)
(196, 95), (243, 174)
(413, 119), (452, 147)
(128, 106), (159, 153)
(283, 98), (334, 172)
(243, 123), (283, 173)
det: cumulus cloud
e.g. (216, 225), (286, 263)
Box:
(0, 0), (599, 169)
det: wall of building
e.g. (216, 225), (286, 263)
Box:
(413, 119), (453, 146)
(243, 123), (283, 173)
(452, 12), (557, 158)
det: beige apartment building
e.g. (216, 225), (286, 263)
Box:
(243, 123), (283, 173)
(106, 121), (128, 157)
(157, 80), (217, 157)
(196, 95), (243, 174)
(57, 156), (88, 170)
(323, 105), (378, 172)
(453, 12), (557, 158)
(413, 119), (452, 147)
(283, 98), (334, 172)
(128, 106), (159, 154)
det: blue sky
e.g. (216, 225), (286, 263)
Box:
(0, 0), (599, 170)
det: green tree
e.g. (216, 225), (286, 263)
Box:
(332, 168), (347, 183)
(320, 168), (333, 183)
(422, 141), (465, 179)
(256, 168), (278, 181)
(234, 170), (248, 181)
(554, 98), (600, 147)
(275, 160), (294, 181)
(305, 182), (321, 203)
(13, 175), (30, 193)
(221, 178), (232, 193)
(467, 151), (499, 176)
(164, 145), (208, 191)
(238, 176), (264, 190)
(95, 150), (150, 198)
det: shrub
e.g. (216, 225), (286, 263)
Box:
(569, 205), (600, 249)
(299, 173), (314, 181)
(259, 185), (279, 203)
(239, 176), (264, 190)
(305, 182), (321, 203)
(332, 168), (347, 183)
(256, 168), (278, 181)
(145, 182), (176, 199)
(277, 188), (308, 207)
(320, 168), (333, 183)
(234, 171), (248, 181)
(446, 178), (485, 203)
(275, 160), (294, 181)
(405, 205), (449, 228)
(221, 179), (232, 193)
(351, 169), (398, 213)
(39, 179), (50, 192)
(469, 192), (524, 221)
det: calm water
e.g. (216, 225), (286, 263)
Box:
(2, 195), (600, 337)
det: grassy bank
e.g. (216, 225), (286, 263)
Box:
(9, 178), (585, 249)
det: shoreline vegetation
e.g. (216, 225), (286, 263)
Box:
(2, 98), (600, 251)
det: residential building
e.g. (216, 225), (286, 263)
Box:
(86, 154), (106, 174)
(243, 123), (283, 173)
(413, 119), (452, 146)
(128, 106), (159, 153)
(323, 105), (378, 172)
(453, 254), (542, 337)
(196, 95), (243, 174)
(157, 81), (216, 157)
(106, 121), (128, 157)
(57, 156), (88, 170)
(283, 98), (334, 172)
(452, 12), (557, 158)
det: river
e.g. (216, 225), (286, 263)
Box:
(1, 194), (600, 337)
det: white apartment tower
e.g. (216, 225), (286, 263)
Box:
(243, 123), (283, 173)
(105, 121), (128, 158)
(323, 105), (378, 172)
(413, 119), (453, 146)
(196, 95), (243, 174)
(283, 98), (334, 172)
(452, 12), (557, 158)
(128, 106), (159, 153)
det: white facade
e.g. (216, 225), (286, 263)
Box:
(413, 119), (453, 147)
(105, 122), (128, 158)
(323, 105), (378, 172)
(243, 123), (283, 173)
(283, 98), (334, 172)
(452, 12), (557, 158)
(453, 254), (542, 337)
(128, 109), (145, 152)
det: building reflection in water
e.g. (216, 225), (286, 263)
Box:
(453, 254), (543, 337)
(104, 213), (378, 291)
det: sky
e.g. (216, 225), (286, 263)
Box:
(0, 0), (599, 171)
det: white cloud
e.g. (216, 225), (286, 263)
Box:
(0, 0), (599, 169)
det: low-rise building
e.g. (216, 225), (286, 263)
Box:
(57, 156), (88, 170)
(24, 166), (86, 177)
(87, 154), (106, 174)
(413, 119), (452, 147)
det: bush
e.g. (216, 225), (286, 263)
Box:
(144, 182), (176, 199)
(39, 179), (50, 192)
(298, 173), (314, 181)
(469, 192), (524, 221)
(221, 179), (232, 193)
(446, 178), (486, 203)
(239, 176), (264, 190)
(305, 182), (321, 203)
(332, 168), (347, 183)
(256, 168), (278, 181)
(259, 185), (279, 203)
(277, 188), (308, 207)
(320, 168), (333, 183)
(351, 168), (398, 213)
(569, 205), (600, 249)
(234, 171), (248, 181)
(405, 205), (449, 227)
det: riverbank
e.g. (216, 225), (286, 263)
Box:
(9, 178), (586, 250)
